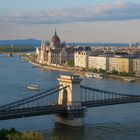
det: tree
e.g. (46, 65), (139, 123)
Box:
(119, 71), (135, 77)
(93, 68), (98, 73)
(66, 60), (74, 67)
(88, 68), (98, 73)
(0, 128), (43, 140)
(112, 69), (118, 75)
(127, 72), (135, 77)
(98, 68), (106, 73)
(120, 72), (128, 76)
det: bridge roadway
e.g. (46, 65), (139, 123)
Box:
(0, 105), (67, 120)
(0, 96), (140, 120)
(82, 96), (140, 108)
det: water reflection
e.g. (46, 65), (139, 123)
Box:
(42, 122), (140, 140)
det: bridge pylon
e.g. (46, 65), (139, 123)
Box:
(58, 75), (83, 108)
(56, 74), (85, 126)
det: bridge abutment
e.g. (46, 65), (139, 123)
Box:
(55, 114), (84, 127)
(56, 75), (86, 126)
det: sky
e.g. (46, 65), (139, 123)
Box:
(0, 0), (140, 43)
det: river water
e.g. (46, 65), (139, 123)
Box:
(0, 54), (140, 140)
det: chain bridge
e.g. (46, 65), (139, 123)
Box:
(0, 75), (140, 125)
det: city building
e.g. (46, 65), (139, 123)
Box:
(118, 57), (133, 73)
(109, 57), (119, 72)
(37, 30), (75, 65)
(88, 56), (109, 70)
(74, 47), (92, 68)
(133, 58), (140, 75)
(37, 32), (140, 74)
(74, 51), (89, 68)
(37, 40), (48, 64)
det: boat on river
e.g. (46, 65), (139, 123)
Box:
(85, 72), (93, 78)
(92, 73), (103, 79)
(85, 72), (103, 79)
(123, 77), (134, 82)
(27, 84), (40, 90)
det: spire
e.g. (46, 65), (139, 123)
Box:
(43, 40), (45, 46)
(55, 28), (57, 36)
(41, 40), (43, 49)
(43, 40), (46, 50)
(41, 40), (45, 49)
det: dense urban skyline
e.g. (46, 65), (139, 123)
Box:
(0, 0), (140, 43)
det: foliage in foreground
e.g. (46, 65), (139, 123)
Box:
(0, 128), (43, 140)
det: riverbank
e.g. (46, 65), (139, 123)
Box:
(105, 74), (140, 82)
(23, 55), (140, 82)
(23, 55), (85, 76)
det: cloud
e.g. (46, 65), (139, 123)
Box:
(0, 1), (140, 25)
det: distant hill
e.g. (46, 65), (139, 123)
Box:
(0, 39), (41, 46)
(66, 42), (129, 47)
(0, 39), (129, 47)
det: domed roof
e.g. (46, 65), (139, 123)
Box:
(51, 30), (61, 46)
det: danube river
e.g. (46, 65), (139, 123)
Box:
(1, 54), (140, 140)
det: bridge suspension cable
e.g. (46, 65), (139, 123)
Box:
(0, 85), (70, 120)
(4, 85), (69, 110)
(81, 85), (139, 102)
(0, 85), (64, 110)
(80, 85), (140, 107)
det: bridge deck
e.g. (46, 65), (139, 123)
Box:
(82, 96), (140, 108)
(0, 105), (66, 120)
(0, 85), (140, 121)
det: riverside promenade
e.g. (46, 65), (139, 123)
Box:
(23, 55), (85, 76)
(105, 74), (140, 82)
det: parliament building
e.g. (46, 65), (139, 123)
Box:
(36, 30), (75, 65)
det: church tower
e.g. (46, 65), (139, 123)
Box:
(38, 40), (47, 64)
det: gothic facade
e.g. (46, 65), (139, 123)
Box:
(36, 31), (75, 65)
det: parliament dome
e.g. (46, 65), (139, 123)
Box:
(51, 30), (61, 46)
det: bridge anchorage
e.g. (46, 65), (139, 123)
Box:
(0, 74), (140, 126)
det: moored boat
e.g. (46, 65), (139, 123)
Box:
(85, 72), (93, 78)
(123, 77), (134, 82)
(92, 73), (103, 79)
(85, 72), (103, 79)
